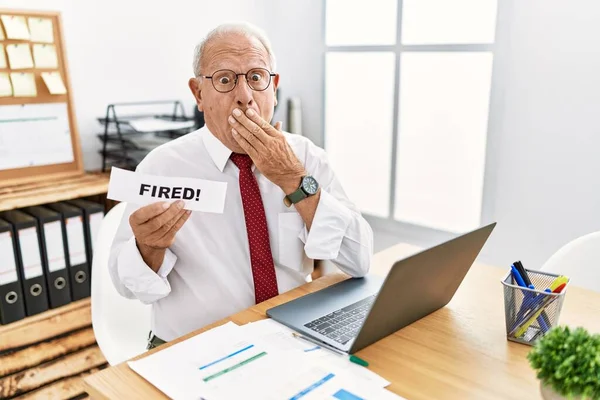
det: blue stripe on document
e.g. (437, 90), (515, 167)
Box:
(303, 346), (321, 352)
(333, 388), (365, 400)
(198, 344), (254, 370)
(288, 373), (335, 400)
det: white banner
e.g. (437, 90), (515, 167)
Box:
(107, 167), (227, 213)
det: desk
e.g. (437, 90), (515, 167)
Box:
(84, 243), (600, 399)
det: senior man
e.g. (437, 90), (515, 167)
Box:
(108, 22), (373, 349)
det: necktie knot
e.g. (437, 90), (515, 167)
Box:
(230, 153), (253, 170)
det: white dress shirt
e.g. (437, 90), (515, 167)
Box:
(108, 126), (373, 341)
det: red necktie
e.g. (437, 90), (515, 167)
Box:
(230, 153), (279, 303)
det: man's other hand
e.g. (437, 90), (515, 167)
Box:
(129, 200), (191, 270)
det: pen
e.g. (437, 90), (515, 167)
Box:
(511, 265), (527, 287)
(512, 283), (565, 338)
(549, 276), (568, 292)
(553, 283), (566, 293)
(510, 265), (550, 333)
(511, 276), (568, 338)
(515, 261), (552, 330)
(291, 332), (369, 367)
(512, 295), (558, 337)
(514, 261), (532, 287)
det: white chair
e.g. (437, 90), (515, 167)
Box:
(541, 231), (600, 293)
(91, 202), (151, 365)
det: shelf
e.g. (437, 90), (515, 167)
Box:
(0, 172), (110, 212)
(99, 149), (148, 166)
(96, 100), (197, 172)
(96, 113), (193, 126)
(0, 297), (106, 400)
(98, 132), (172, 148)
(0, 298), (90, 339)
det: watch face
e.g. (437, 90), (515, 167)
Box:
(302, 176), (319, 195)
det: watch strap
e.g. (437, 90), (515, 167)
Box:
(286, 187), (307, 205)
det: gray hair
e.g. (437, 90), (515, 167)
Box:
(192, 22), (277, 77)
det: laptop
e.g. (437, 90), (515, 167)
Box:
(266, 222), (496, 354)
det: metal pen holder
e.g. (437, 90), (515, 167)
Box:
(501, 269), (569, 345)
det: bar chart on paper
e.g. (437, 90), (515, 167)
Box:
(195, 342), (400, 400)
(128, 321), (404, 400)
(197, 342), (267, 384)
(0, 103), (74, 170)
(274, 368), (400, 400)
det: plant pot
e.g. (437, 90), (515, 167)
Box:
(540, 381), (586, 400)
(541, 382), (567, 400)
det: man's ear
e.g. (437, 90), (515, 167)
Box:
(272, 73), (280, 106)
(188, 78), (204, 111)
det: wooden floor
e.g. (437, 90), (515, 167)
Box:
(0, 299), (107, 400)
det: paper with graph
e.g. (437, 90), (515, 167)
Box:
(128, 320), (403, 400)
(0, 103), (74, 170)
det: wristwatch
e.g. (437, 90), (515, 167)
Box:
(284, 175), (319, 207)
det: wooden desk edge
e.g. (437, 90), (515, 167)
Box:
(82, 242), (600, 399)
(83, 273), (350, 399)
(81, 243), (460, 398)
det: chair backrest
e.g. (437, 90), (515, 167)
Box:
(91, 202), (151, 365)
(541, 231), (600, 293)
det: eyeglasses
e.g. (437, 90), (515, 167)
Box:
(200, 68), (276, 93)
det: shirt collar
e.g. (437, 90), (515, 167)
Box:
(201, 126), (232, 172)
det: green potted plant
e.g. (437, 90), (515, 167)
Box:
(527, 326), (600, 400)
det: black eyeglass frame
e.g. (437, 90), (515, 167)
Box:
(200, 68), (277, 93)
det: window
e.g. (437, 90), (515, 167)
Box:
(324, 52), (395, 217)
(324, 0), (498, 233)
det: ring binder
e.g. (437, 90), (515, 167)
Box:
(0, 218), (26, 324)
(45, 202), (91, 300)
(22, 206), (72, 308)
(0, 210), (49, 316)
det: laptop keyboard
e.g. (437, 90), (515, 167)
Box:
(303, 295), (376, 345)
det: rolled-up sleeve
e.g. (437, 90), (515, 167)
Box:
(297, 143), (374, 277)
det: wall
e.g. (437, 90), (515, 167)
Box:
(0, 0), (269, 171)
(263, 0), (600, 269)
(4, 0), (598, 269)
(481, 0), (600, 268)
(266, 0), (324, 146)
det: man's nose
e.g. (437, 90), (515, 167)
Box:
(234, 77), (254, 108)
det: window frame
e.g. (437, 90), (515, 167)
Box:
(321, 0), (508, 241)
